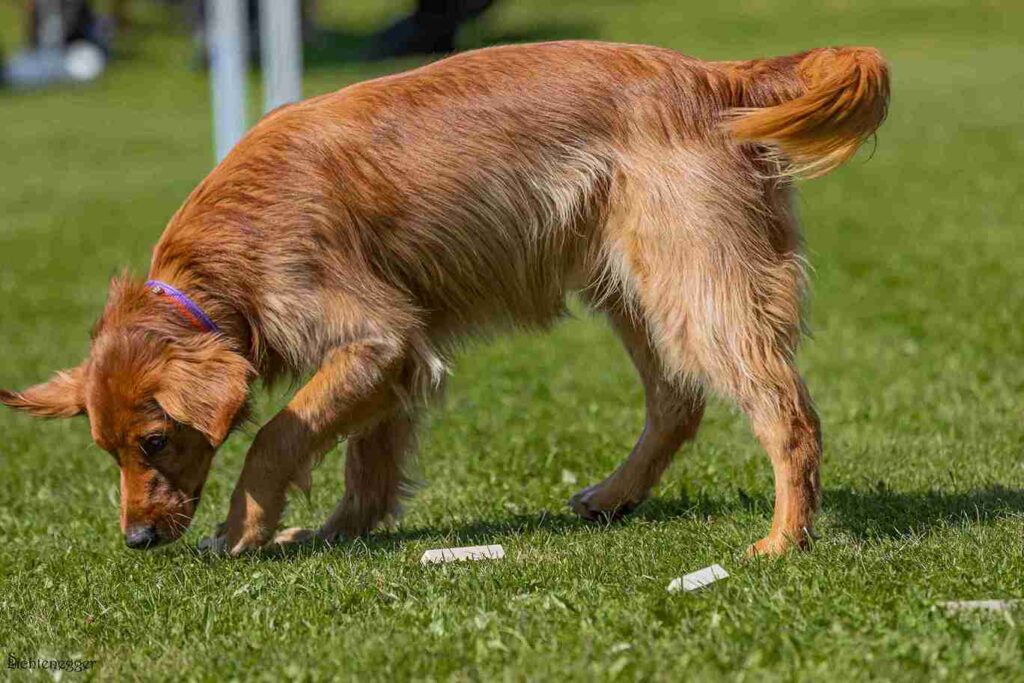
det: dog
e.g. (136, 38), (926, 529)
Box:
(0, 41), (889, 555)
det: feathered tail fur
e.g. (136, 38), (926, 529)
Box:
(723, 47), (890, 178)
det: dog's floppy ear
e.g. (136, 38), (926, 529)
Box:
(154, 339), (253, 447)
(0, 363), (88, 418)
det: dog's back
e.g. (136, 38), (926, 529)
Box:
(156, 42), (887, 366)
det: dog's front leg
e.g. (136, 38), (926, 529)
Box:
(207, 340), (405, 555)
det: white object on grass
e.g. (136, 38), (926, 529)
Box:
(941, 600), (1019, 612)
(667, 564), (729, 593)
(420, 544), (505, 565)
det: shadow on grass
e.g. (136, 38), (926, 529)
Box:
(824, 484), (1024, 539)
(253, 508), (590, 561)
(639, 484), (1024, 540)
(190, 484), (1024, 561)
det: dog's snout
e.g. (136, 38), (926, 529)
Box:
(124, 525), (158, 550)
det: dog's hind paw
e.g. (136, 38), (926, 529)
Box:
(569, 483), (641, 522)
(745, 528), (814, 558)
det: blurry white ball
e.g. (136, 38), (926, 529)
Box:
(63, 41), (106, 82)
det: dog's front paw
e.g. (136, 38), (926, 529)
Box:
(197, 521), (273, 556)
(227, 530), (275, 556)
(197, 530), (230, 555)
(272, 526), (317, 548)
(569, 483), (642, 522)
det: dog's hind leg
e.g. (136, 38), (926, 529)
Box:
(598, 152), (820, 555)
(633, 196), (819, 554)
(692, 248), (822, 557)
(658, 256), (820, 556)
(570, 303), (704, 520)
(739, 372), (821, 556)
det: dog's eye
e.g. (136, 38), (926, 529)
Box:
(141, 434), (168, 457)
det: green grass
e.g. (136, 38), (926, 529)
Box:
(1, 0), (1023, 680)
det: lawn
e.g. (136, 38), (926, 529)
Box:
(1, 0), (1023, 680)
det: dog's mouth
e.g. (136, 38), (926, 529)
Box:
(124, 494), (200, 550)
(124, 519), (191, 550)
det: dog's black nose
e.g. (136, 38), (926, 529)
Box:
(124, 525), (158, 550)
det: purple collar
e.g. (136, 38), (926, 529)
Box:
(145, 280), (219, 333)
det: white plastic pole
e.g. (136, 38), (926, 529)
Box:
(207, 0), (249, 162)
(259, 0), (303, 113)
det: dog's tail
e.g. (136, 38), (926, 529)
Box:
(720, 47), (890, 178)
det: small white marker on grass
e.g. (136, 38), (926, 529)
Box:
(667, 564), (729, 593)
(941, 600), (1019, 612)
(420, 544), (505, 565)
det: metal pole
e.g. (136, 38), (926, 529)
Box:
(207, 0), (248, 163)
(259, 0), (303, 113)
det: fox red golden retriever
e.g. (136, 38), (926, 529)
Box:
(1, 41), (888, 556)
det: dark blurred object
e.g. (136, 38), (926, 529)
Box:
(2, 0), (110, 89)
(369, 0), (496, 59)
(110, 0), (132, 27)
(27, 0), (112, 49)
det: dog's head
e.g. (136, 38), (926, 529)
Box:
(0, 276), (252, 549)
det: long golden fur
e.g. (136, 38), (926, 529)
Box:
(0, 41), (889, 555)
